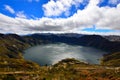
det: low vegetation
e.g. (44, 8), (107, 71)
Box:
(101, 52), (120, 66)
(0, 58), (120, 80)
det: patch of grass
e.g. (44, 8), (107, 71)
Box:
(101, 52), (120, 66)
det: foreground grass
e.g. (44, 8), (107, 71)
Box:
(0, 58), (120, 80)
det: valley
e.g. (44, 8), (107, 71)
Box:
(0, 33), (120, 79)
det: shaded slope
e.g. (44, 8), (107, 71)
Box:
(23, 34), (120, 53)
(0, 34), (30, 58)
(101, 52), (120, 66)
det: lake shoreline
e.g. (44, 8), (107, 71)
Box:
(24, 43), (107, 66)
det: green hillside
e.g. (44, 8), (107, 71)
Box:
(101, 52), (120, 66)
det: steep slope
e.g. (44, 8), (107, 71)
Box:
(0, 34), (30, 58)
(23, 34), (120, 52)
(78, 35), (120, 52)
(0, 34), (40, 72)
(101, 52), (120, 66)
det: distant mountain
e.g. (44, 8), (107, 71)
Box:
(1, 33), (120, 53)
(103, 35), (120, 42)
(78, 35), (120, 52)
(23, 33), (120, 52)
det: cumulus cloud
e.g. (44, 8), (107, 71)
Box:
(4, 5), (15, 14)
(4, 5), (27, 19)
(42, 0), (84, 17)
(0, 0), (120, 35)
(70, 0), (120, 29)
(16, 11), (27, 19)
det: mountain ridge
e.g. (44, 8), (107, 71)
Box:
(23, 33), (120, 52)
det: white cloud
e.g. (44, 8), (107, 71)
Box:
(42, 0), (84, 17)
(16, 11), (27, 19)
(108, 0), (119, 5)
(4, 5), (27, 19)
(4, 5), (15, 14)
(0, 0), (120, 35)
(69, 0), (120, 29)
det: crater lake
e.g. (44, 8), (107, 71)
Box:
(24, 43), (107, 66)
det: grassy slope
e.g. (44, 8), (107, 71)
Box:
(0, 35), (30, 58)
(1, 58), (120, 80)
(0, 34), (41, 74)
(44, 58), (120, 80)
(101, 52), (120, 66)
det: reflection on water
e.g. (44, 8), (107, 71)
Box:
(24, 43), (107, 65)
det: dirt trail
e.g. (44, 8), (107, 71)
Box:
(0, 67), (119, 75)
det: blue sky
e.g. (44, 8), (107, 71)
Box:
(0, 0), (48, 18)
(0, 0), (119, 18)
(0, 0), (88, 18)
(0, 0), (120, 35)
